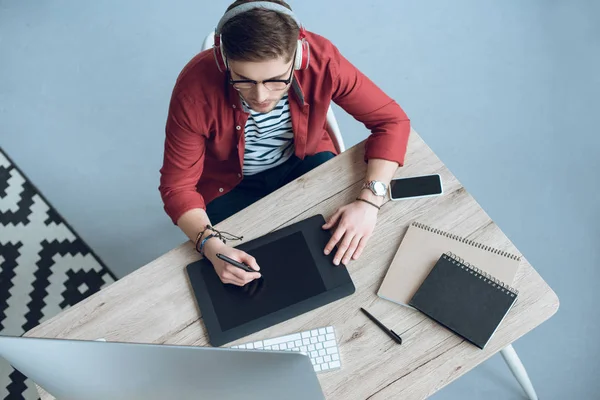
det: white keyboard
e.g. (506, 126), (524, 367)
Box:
(230, 326), (341, 373)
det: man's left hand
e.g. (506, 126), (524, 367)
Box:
(322, 200), (379, 265)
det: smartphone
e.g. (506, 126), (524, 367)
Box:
(389, 174), (443, 201)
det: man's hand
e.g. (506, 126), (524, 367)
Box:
(322, 200), (379, 265)
(203, 239), (261, 286)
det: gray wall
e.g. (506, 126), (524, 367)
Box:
(1, 0), (599, 398)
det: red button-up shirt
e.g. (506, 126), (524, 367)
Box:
(159, 31), (411, 225)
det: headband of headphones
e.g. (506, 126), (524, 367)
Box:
(213, 1), (310, 72)
(216, 2), (301, 34)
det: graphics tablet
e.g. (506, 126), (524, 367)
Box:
(186, 214), (355, 346)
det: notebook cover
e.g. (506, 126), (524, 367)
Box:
(409, 253), (518, 349)
(377, 222), (520, 308)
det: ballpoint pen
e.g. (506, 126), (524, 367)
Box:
(360, 307), (402, 345)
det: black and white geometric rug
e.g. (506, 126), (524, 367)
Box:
(0, 147), (117, 400)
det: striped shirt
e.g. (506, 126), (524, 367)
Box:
(242, 94), (295, 176)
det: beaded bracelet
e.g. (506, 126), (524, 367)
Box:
(194, 226), (212, 251)
(198, 234), (222, 256)
(194, 229), (208, 251)
(194, 224), (244, 256)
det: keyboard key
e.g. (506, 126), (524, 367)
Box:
(323, 340), (336, 348)
(308, 344), (315, 351)
(311, 330), (319, 337)
(326, 327), (334, 333)
(300, 346), (307, 352)
(301, 351), (308, 356)
(318, 328), (326, 335)
(310, 337), (317, 344)
(311, 359), (316, 365)
(293, 348), (300, 352)
(326, 333), (335, 341)
(286, 342), (294, 349)
(319, 349), (326, 356)
(314, 365), (321, 372)
(231, 345), (238, 349)
(321, 362), (330, 370)
(311, 351), (319, 358)
(332, 353), (339, 360)
(316, 357), (324, 364)
(253, 341), (262, 348)
(263, 333), (301, 347)
(272, 344), (279, 350)
(329, 360), (341, 369)
(317, 335), (325, 342)
(326, 347), (338, 355)
(247, 343), (254, 349)
(295, 340), (302, 347)
(301, 332), (310, 339)
(302, 338), (310, 345)
(324, 355), (332, 362)
(264, 346), (271, 350)
(316, 343), (323, 350)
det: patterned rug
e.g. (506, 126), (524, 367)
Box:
(0, 147), (117, 400)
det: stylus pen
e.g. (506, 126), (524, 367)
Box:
(360, 307), (402, 345)
(216, 253), (257, 273)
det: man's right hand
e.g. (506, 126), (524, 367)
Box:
(203, 238), (261, 286)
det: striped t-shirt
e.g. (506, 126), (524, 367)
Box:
(242, 94), (295, 176)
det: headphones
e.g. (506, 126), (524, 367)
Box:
(213, 1), (310, 73)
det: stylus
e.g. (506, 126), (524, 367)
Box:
(360, 307), (402, 345)
(216, 253), (257, 273)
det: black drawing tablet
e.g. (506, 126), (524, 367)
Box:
(186, 214), (355, 346)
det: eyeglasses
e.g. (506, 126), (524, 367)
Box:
(227, 58), (295, 92)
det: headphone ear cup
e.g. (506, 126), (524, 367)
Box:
(295, 38), (310, 70)
(213, 34), (228, 72)
(294, 39), (303, 70)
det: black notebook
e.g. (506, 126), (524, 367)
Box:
(409, 252), (518, 349)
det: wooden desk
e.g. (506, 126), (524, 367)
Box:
(27, 129), (559, 400)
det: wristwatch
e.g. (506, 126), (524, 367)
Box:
(362, 180), (387, 197)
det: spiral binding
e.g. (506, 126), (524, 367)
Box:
(444, 252), (519, 297)
(411, 222), (521, 261)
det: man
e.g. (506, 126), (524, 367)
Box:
(159, 0), (410, 286)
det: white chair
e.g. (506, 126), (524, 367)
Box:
(200, 32), (538, 399)
(201, 31), (346, 153)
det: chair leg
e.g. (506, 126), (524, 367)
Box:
(500, 345), (539, 400)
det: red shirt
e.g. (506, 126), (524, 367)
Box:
(159, 31), (411, 225)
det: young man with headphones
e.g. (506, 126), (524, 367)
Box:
(159, 0), (410, 286)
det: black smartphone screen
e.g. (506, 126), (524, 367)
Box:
(390, 174), (442, 199)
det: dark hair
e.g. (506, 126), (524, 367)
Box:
(221, 0), (299, 63)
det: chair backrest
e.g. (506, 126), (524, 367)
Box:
(200, 31), (345, 153)
(201, 31), (215, 53)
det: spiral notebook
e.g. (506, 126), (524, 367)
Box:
(378, 222), (521, 307)
(409, 252), (519, 349)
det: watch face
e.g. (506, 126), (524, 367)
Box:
(372, 181), (386, 196)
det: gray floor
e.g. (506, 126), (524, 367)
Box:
(1, 0), (598, 398)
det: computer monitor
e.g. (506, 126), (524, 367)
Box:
(0, 335), (325, 400)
